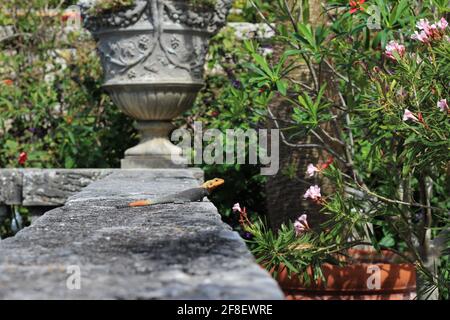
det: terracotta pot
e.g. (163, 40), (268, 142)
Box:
(274, 249), (417, 300)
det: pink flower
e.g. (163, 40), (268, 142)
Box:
(294, 214), (310, 236)
(430, 23), (439, 32)
(413, 18), (447, 41)
(403, 109), (418, 122)
(437, 17), (448, 30)
(232, 203), (242, 213)
(411, 30), (429, 43)
(306, 157), (334, 177)
(303, 185), (321, 200)
(437, 99), (448, 112)
(385, 40), (405, 60)
(416, 19), (431, 32)
(306, 164), (319, 177)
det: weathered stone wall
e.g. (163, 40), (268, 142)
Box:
(0, 169), (115, 206)
(0, 169), (283, 299)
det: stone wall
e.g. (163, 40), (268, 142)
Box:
(0, 169), (115, 206)
(0, 169), (283, 299)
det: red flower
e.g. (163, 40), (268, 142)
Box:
(417, 112), (430, 130)
(349, 0), (365, 14)
(2, 79), (13, 86)
(319, 156), (334, 170)
(18, 152), (28, 166)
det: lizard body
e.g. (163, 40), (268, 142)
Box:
(116, 178), (224, 209)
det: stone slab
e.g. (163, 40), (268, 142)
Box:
(1, 169), (116, 206)
(0, 170), (22, 205)
(0, 169), (283, 299)
(121, 155), (187, 169)
(22, 169), (114, 206)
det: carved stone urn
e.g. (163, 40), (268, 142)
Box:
(78, 0), (232, 168)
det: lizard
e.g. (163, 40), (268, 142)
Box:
(116, 178), (224, 209)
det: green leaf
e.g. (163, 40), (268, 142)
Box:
(279, 256), (299, 274)
(252, 53), (273, 77)
(379, 235), (395, 247)
(276, 80), (287, 96)
(64, 156), (75, 169)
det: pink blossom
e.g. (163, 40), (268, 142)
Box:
(416, 19), (431, 32)
(306, 163), (319, 177)
(294, 214), (310, 236)
(303, 185), (321, 200)
(437, 99), (448, 112)
(411, 30), (429, 43)
(428, 23), (441, 39)
(413, 18), (447, 41)
(232, 203), (242, 213)
(415, 19), (438, 37)
(437, 17), (448, 30)
(385, 40), (405, 60)
(403, 109), (418, 122)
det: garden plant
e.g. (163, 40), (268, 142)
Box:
(229, 0), (449, 300)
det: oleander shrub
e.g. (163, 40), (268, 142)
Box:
(234, 0), (449, 299)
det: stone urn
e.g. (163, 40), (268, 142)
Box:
(78, 0), (232, 168)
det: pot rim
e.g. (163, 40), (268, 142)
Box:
(93, 25), (216, 36)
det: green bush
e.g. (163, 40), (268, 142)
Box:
(0, 0), (138, 169)
(237, 0), (449, 299)
(0, 0), (138, 239)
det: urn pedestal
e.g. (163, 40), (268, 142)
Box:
(79, 0), (232, 168)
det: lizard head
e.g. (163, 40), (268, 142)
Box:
(202, 178), (224, 192)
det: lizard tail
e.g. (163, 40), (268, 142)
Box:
(116, 200), (152, 209)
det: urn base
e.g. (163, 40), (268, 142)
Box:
(121, 120), (188, 169)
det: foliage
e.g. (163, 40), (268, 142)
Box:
(85, 0), (219, 16)
(0, 0), (137, 169)
(177, 23), (269, 225)
(86, 0), (135, 16)
(0, 0), (137, 238)
(237, 0), (449, 299)
(227, 0), (274, 22)
(176, 0), (279, 224)
(1, 0), (274, 237)
(245, 218), (337, 284)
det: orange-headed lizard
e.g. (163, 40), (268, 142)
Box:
(116, 178), (224, 209)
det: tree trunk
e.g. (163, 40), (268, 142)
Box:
(266, 0), (335, 231)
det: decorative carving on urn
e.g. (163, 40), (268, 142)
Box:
(78, 0), (232, 167)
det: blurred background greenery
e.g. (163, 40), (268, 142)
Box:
(0, 0), (271, 236)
